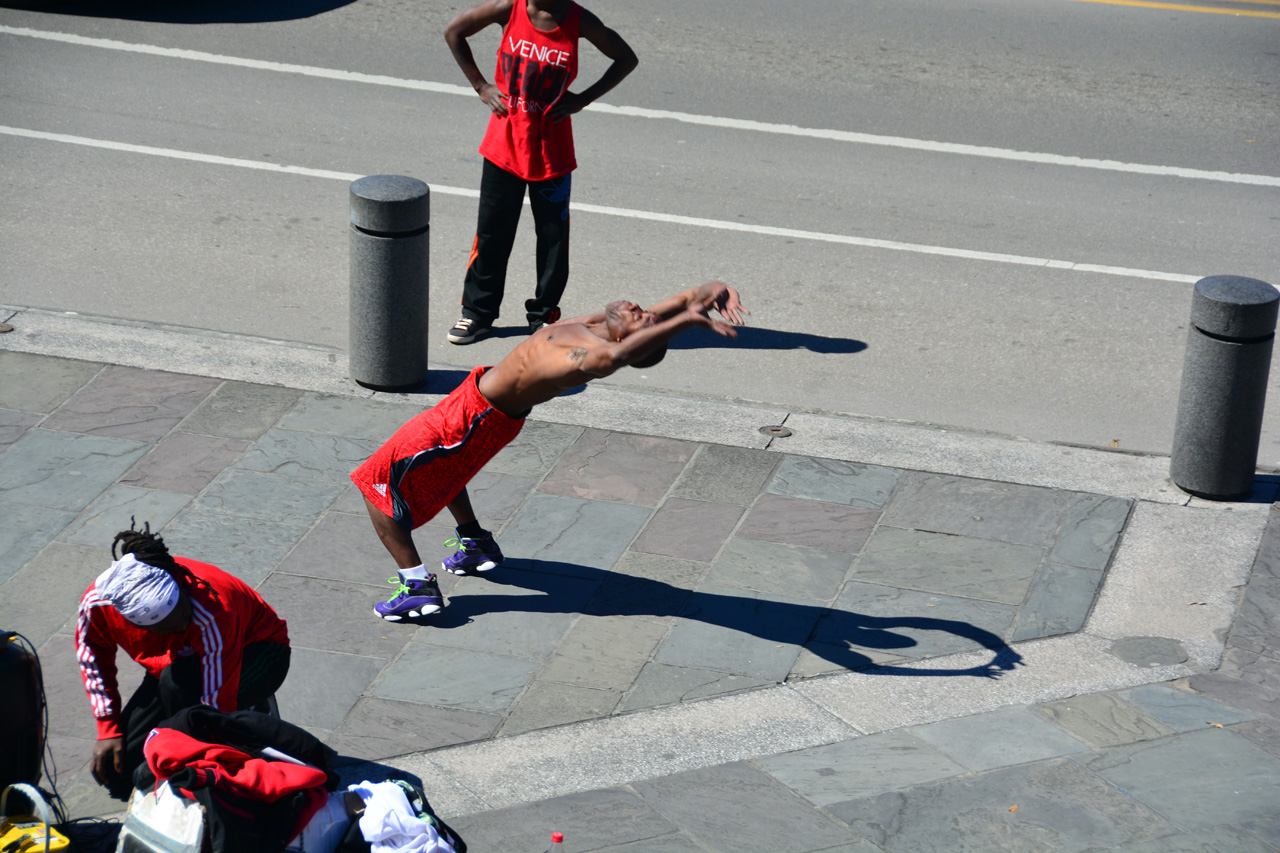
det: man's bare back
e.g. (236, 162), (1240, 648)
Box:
(478, 281), (747, 417)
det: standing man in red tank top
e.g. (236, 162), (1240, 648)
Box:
(444, 0), (638, 345)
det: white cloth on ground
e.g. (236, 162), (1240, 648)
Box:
(347, 781), (455, 853)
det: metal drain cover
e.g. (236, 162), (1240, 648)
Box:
(759, 425), (793, 437)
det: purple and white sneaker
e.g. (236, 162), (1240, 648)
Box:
(442, 535), (504, 575)
(374, 572), (444, 621)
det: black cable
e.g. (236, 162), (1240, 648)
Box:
(55, 816), (121, 853)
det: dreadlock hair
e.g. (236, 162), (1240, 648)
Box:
(111, 519), (212, 600)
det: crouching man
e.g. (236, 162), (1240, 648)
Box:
(76, 523), (291, 800)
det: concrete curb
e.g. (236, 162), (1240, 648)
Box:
(0, 306), (1228, 502)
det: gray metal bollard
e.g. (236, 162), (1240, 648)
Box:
(349, 175), (430, 391)
(1170, 275), (1278, 500)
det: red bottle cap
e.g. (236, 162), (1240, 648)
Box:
(552, 832), (564, 843)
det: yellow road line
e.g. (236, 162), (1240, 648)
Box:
(1066, 0), (1280, 16)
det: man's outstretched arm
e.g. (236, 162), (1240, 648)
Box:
(646, 281), (749, 326)
(559, 282), (748, 330)
(579, 302), (738, 377)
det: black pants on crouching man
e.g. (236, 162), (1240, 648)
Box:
(102, 640), (290, 800)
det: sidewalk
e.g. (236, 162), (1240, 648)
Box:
(2, 310), (1278, 852)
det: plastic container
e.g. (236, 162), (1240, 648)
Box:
(545, 831), (564, 851)
(114, 782), (204, 853)
(1, 784), (70, 852)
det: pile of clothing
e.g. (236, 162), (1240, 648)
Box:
(135, 706), (465, 853)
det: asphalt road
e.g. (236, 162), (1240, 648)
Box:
(1, 0), (1278, 460)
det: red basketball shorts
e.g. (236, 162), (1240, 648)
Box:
(350, 366), (525, 530)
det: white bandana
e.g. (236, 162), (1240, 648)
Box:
(96, 554), (181, 627)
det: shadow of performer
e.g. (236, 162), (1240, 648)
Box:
(667, 325), (868, 354)
(426, 558), (1024, 680)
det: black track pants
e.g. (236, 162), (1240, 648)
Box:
(460, 158), (571, 327)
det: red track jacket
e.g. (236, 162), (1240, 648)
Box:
(76, 557), (290, 739)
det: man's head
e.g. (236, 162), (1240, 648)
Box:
(95, 554), (190, 633)
(104, 522), (195, 633)
(604, 300), (656, 339)
(603, 300), (666, 367)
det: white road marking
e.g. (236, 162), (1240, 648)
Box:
(588, 103), (1280, 187)
(0, 125), (1202, 284)
(3, 24), (1278, 188)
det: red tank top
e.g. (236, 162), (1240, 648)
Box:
(478, 1), (581, 181)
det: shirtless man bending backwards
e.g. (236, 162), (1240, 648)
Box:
(351, 281), (748, 621)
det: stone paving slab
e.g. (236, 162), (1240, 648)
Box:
(59, 484), (192, 548)
(0, 408), (42, 452)
(671, 443), (781, 506)
(540, 613), (669, 692)
(1083, 727), (1280, 829)
(1112, 826), (1280, 853)
(1119, 682), (1259, 730)
(2, 341), (1278, 852)
(1009, 562), (1103, 641)
(278, 647), (386, 731)
(753, 730), (969, 807)
(830, 758), (1181, 852)
(118, 431), (252, 494)
(626, 762), (860, 852)
(883, 472), (1078, 548)
(40, 365), (220, 441)
(631, 497), (743, 562)
(449, 787), (683, 853)
(1031, 693), (1179, 748)
(618, 662), (771, 713)
(908, 707), (1090, 771)
(0, 502), (77, 584)
(326, 695), (500, 761)
(0, 428), (151, 511)
(766, 456), (899, 509)
(539, 429), (695, 506)
(179, 381), (305, 441)
(707, 537), (850, 600)
(0, 351), (103, 413)
(157, 510), (314, 586)
(854, 526), (1043, 603)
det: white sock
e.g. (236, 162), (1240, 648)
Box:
(400, 564), (428, 580)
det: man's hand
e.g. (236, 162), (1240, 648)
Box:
(91, 737), (124, 786)
(688, 303), (739, 338)
(478, 83), (509, 115)
(694, 281), (750, 326)
(548, 91), (588, 122)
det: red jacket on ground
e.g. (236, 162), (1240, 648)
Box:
(76, 557), (290, 739)
(143, 727), (328, 802)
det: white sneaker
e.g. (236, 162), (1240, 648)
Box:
(447, 317), (490, 344)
